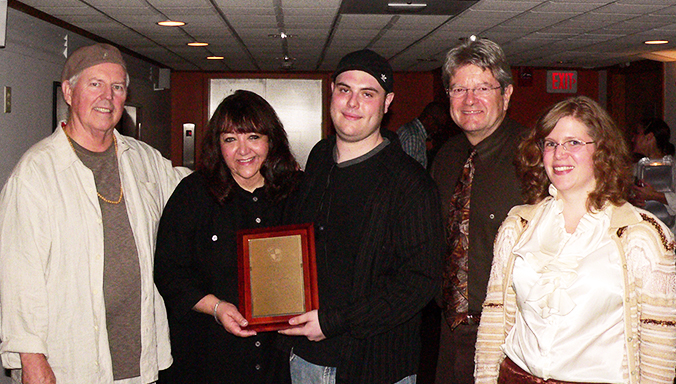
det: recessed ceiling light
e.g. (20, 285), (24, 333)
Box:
(207, 56), (224, 60)
(645, 40), (669, 45)
(187, 42), (209, 47)
(157, 20), (186, 27)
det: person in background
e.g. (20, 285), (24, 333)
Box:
(431, 37), (526, 384)
(278, 49), (444, 384)
(475, 96), (676, 384)
(397, 100), (454, 169)
(0, 43), (189, 384)
(154, 90), (301, 384)
(631, 117), (676, 233)
(632, 117), (675, 160)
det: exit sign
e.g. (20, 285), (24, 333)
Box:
(547, 70), (578, 93)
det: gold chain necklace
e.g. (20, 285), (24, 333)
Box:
(65, 132), (124, 204)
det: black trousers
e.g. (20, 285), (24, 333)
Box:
(434, 322), (478, 384)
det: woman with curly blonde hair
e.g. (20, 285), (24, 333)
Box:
(475, 96), (676, 384)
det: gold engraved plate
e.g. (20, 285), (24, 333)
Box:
(248, 234), (305, 318)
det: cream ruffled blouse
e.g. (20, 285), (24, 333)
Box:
(502, 186), (625, 382)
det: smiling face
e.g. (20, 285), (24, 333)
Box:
(220, 131), (269, 192)
(448, 64), (512, 145)
(330, 70), (394, 145)
(543, 116), (597, 202)
(63, 62), (127, 137)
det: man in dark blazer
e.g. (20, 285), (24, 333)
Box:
(431, 37), (526, 384)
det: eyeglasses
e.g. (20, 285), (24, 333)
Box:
(447, 85), (501, 99)
(540, 139), (596, 153)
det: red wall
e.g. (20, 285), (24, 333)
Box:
(170, 72), (206, 166)
(170, 67), (600, 165)
(384, 70), (447, 132)
(508, 67), (600, 130)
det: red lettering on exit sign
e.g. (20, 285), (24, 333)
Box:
(546, 70), (578, 93)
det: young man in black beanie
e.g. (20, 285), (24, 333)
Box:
(280, 49), (444, 384)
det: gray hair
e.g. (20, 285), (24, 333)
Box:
(442, 38), (513, 91)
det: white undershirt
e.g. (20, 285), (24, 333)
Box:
(503, 194), (625, 382)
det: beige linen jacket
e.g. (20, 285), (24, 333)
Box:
(0, 127), (190, 383)
(475, 198), (676, 384)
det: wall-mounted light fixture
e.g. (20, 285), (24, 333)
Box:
(387, 2), (427, 12)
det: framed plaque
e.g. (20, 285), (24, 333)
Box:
(237, 223), (318, 332)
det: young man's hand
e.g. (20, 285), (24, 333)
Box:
(278, 310), (326, 341)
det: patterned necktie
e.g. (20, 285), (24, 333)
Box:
(442, 149), (476, 329)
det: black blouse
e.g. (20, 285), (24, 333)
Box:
(155, 172), (290, 384)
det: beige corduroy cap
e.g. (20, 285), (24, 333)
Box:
(61, 43), (127, 82)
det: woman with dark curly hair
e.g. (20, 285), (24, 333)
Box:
(475, 96), (676, 384)
(154, 90), (300, 383)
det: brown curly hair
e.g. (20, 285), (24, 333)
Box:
(517, 96), (631, 211)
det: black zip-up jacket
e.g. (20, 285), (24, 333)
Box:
(282, 130), (444, 384)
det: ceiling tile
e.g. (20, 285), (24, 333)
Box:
(146, 0), (212, 7)
(531, 1), (607, 13)
(13, 0), (676, 71)
(469, 0), (542, 12)
(594, 3), (668, 14)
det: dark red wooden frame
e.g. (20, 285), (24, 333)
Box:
(237, 223), (318, 332)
